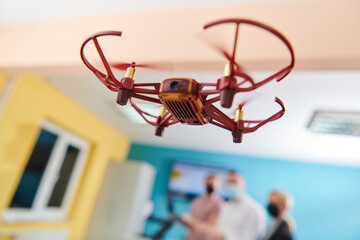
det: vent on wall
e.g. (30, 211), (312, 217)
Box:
(308, 111), (360, 136)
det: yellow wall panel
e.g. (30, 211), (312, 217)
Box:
(0, 75), (8, 95)
(0, 74), (130, 240)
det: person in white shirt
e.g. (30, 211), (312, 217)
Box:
(217, 170), (266, 240)
(181, 170), (266, 240)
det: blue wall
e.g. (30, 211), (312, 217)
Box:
(128, 143), (360, 240)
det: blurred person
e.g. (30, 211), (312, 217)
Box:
(263, 190), (295, 240)
(186, 174), (224, 240)
(216, 170), (266, 240)
(182, 171), (266, 240)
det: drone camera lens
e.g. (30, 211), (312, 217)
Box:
(170, 81), (180, 90)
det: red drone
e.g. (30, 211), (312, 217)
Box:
(80, 18), (294, 143)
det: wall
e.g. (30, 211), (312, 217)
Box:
(128, 143), (360, 240)
(0, 74), (10, 114)
(0, 75), (130, 240)
(0, 75), (7, 95)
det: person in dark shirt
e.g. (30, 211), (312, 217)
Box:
(264, 190), (295, 240)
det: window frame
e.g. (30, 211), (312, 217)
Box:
(3, 121), (90, 223)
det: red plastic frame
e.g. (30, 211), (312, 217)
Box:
(80, 18), (294, 143)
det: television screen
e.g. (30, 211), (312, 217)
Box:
(168, 161), (229, 198)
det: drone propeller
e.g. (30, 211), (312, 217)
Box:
(199, 20), (245, 74)
(229, 96), (255, 117)
(212, 45), (243, 72)
(111, 61), (174, 71)
(197, 32), (243, 72)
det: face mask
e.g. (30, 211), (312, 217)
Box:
(267, 203), (280, 218)
(226, 184), (242, 200)
(206, 185), (215, 194)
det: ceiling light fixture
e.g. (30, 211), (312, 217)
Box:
(308, 111), (360, 137)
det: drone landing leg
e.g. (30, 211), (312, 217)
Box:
(220, 89), (235, 108)
(154, 110), (179, 137)
(232, 128), (243, 143)
(155, 125), (165, 136)
(117, 89), (131, 105)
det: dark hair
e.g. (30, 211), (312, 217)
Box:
(228, 169), (241, 175)
(206, 173), (218, 180)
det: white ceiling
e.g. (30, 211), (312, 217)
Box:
(0, 0), (307, 26)
(47, 70), (360, 167)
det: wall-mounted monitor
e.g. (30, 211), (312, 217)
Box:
(168, 161), (229, 199)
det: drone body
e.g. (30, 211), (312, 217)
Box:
(159, 77), (206, 125)
(80, 18), (294, 143)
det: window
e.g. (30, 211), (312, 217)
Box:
(3, 122), (89, 222)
